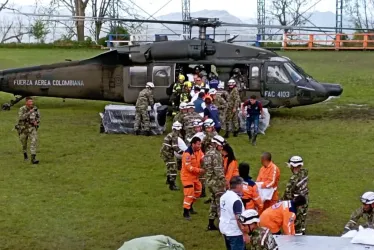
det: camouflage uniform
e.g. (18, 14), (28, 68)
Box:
(282, 168), (309, 235)
(201, 131), (218, 154)
(134, 88), (154, 131)
(17, 105), (40, 155)
(217, 89), (229, 101)
(160, 130), (183, 183)
(344, 207), (374, 231)
(247, 227), (278, 250)
(213, 95), (227, 131)
(204, 147), (226, 220)
(226, 87), (240, 132)
(183, 112), (202, 143)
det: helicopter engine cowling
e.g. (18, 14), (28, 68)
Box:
(148, 40), (215, 60)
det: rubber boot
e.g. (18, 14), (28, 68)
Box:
(183, 208), (191, 220)
(200, 185), (206, 198)
(145, 130), (151, 136)
(165, 176), (170, 185)
(31, 154), (39, 164)
(207, 219), (218, 230)
(233, 131), (238, 137)
(190, 203), (197, 214)
(247, 131), (252, 141)
(224, 131), (229, 138)
(135, 130), (140, 135)
(251, 134), (257, 146)
(169, 180), (180, 191)
(23, 152), (28, 161)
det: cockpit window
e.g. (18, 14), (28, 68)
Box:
(266, 65), (290, 84)
(284, 63), (302, 83)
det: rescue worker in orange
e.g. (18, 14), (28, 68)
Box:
(259, 195), (307, 235)
(222, 143), (239, 189)
(256, 152), (281, 210)
(181, 136), (205, 220)
(239, 162), (263, 214)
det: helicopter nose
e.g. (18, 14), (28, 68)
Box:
(321, 83), (343, 97)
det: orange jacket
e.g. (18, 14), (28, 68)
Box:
(181, 146), (204, 182)
(259, 200), (296, 235)
(256, 161), (280, 189)
(242, 180), (264, 214)
(224, 158), (239, 182)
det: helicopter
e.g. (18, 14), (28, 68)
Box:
(0, 16), (344, 111)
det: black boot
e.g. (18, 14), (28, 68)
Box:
(183, 208), (191, 220)
(200, 185), (206, 198)
(169, 180), (180, 191)
(165, 176), (170, 185)
(135, 130), (140, 135)
(233, 131), (238, 137)
(31, 154), (39, 164)
(224, 131), (229, 138)
(23, 152), (28, 161)
(251, 134), (257, 146)
(207, 219), (218, 230)
(247, 131), (252, 140)
(190, 204), (197, 214)
(145, 130), (152, 136)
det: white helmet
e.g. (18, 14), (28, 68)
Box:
(186, 102), (195, 109)
(287, 156), (303, 168)
(146, 82), (154, 88)
(239, 209), (260, 225)
(203, 118), (215, 127)
(212, 134), (225, 146)
(172, 121), (182, 130)
(193, 119), (203, 127)
(208, 89), (217, 95)
(179, 102), (187, 110)
(217, 81), (225, 89)
(228, 79), (236, 86)
(360, 191), (374, 204)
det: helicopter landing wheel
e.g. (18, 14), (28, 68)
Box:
(2, 103), (11, 111)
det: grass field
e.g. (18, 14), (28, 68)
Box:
(1, 48), (374, 250)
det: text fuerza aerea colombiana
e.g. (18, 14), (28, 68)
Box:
(13, 80), (84, 86)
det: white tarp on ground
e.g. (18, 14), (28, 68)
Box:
(118, 235), (185, 250)
(99, 103), (168, 135)
(342, 226), (374, 245)
(275, 235), (374, 250)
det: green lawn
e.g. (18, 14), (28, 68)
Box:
(0, 48), (374, 250)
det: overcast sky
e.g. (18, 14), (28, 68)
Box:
(14, 0), (336, 20)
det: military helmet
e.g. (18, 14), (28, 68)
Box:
(361, 191), (374, 204)
(239, 209), (260, 225)
(193, 119), (203, 127)
(212, 134), (225, 146)
(232, 68), (240, 74)
(172, 121), (183, 130)
(146, 82), (154, 88)
(208, 89), (217, 95)
(287, 156), (303, 168)
(203, 118), (215, 127)
(228, 79), (236, 87)
(179, 102), (187, 110)
(186, 102), (195, 109)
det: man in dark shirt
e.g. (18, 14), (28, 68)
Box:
(241, 95), (264, 146)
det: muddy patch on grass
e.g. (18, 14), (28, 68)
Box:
(307, 208), (329, 225)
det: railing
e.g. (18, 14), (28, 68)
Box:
(106, 33), (374, 50)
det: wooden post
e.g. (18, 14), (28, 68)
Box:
(363, 34), (368, 50)
(335, 34), (340, 50)
(308, 34), (314, 50)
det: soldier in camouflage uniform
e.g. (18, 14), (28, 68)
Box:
(282, 156), (309, 235)
(134, 82), (155, 136)
(204, 134), (227, 230)
(16, 97), (40, 164)
(183, 102), (203, 143)
(209, 88), (227, 133)
(239, 209), (278, 250)
(216, 82), (229, 132)
(343, 191), (374, 233)
(160, 121), (184, 191)
(224, 79), (241, 138)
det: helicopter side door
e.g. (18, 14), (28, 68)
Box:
(261, 62), (296, 105)
(247, 63), (261, 91)
(149, 63), (175, 105)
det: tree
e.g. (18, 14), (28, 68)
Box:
(267, 0), (314, 33)
(91, 0), (111, 42)
(51, 0), (89, 41)
(345, 0), (374, 31)
(30, 20), (50, 43)
(97, 25), (128, 46)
